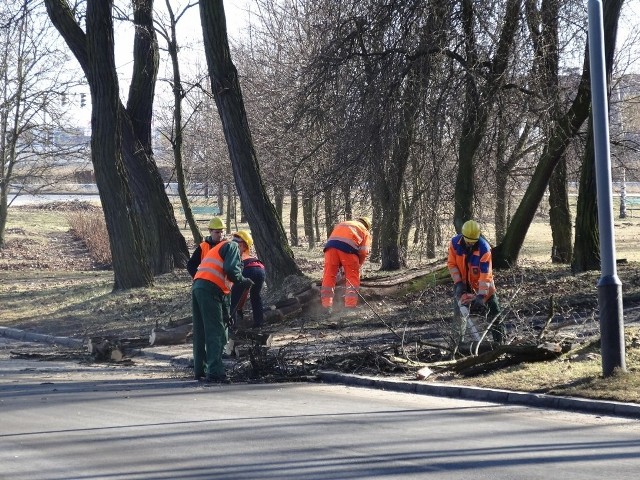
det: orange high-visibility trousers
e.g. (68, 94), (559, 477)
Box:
(321, 249), (361, 308)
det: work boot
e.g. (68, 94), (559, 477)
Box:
(322, 306), (333, 319)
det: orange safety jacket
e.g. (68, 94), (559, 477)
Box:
(194, 240), (232, 294)
(447, 234), (496, 300)
(324, 221), (371, 265)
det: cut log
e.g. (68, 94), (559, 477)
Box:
(149, 324), (191, 346)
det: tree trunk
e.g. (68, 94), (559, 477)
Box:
(303, 193), (314, 249)
(324, 189), (334, 239)
(274, 184), (284, 220)
(161, 1), (202, 244)
(548, 157), (572, 262)
(85, 0), (152, 289)
(572, 121), (600, 271)
(493, 74), (591, 268)
(290, 184), (299, 247)
(198, 0), (302, 287)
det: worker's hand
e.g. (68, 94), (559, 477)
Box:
(224, 314), (234, 328)
(472, 295), (485, 308)
(240, 277), (254, 289)
(454, 282), (465, 299)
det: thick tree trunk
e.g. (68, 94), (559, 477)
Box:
(199, 0), (302, 287)
(548, 158), (572, 262)
(572, 122), (600, 271)
(85, 0), (152, 289)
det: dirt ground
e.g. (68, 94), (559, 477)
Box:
(2, 202), (640, 401)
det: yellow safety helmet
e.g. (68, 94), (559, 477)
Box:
(208, 217), (224, 230)
(233, 230), (254, 249)
(461, 220), (481, 244)
(357, 216), (372, 231)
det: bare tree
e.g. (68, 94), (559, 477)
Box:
(493, 0), (624, 268)
(44, 0), (189, 289)
(0, 1), (87, 247)
(199, 0), (302, 288)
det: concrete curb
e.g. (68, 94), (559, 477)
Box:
(317, 370), (640, 419)
(0, 326), (84, 349)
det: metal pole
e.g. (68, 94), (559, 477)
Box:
(588, 0), (626, 376)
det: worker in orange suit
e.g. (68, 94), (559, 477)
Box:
(321, 217), (372, 313)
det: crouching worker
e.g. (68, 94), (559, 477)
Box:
(321, 216), (372, 314)
(230, 230), (266, 328)
(192, 236), (253, 383)
(447, 220), (505, 344)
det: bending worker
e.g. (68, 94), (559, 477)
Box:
(187, 217), (225, 277)
(447, 219), (505, 344)
(321, 216), (372, 313)
(192, 234), (253, 383)
(230, 230), (266, 328)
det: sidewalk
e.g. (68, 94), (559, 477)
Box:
(2, 325), (639, 419)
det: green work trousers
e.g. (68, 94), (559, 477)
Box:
(192, 279), (229, 378)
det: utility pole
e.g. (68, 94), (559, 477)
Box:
(588, 0), (626, 377)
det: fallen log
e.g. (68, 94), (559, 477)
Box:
(448, 342), (565, 376)
(149, 324), (191, 346)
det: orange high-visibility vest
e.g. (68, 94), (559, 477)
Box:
(194, 240), (232, 294)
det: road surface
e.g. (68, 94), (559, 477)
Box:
(1, 338), (639, 479)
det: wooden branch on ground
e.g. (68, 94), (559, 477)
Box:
(443, 342), (565, 377)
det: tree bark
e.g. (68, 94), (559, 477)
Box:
(290, 183), (299, 247)
(199, 0), (302, 287)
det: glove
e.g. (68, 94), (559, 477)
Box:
(240, 277), (254, 289)
(454, 282), (465, 299)
(472, 295), (485, 308)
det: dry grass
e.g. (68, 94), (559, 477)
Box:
(67, 210), (112, 267)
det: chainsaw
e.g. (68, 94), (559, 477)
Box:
(457, 293), (481, 342)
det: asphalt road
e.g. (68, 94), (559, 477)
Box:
(1, 339), (640, 480)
